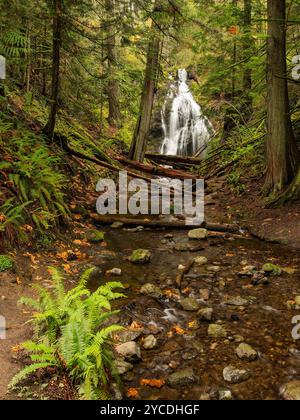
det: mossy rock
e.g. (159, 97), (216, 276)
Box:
(262, 263), (282, 276)
(87, 230), (105, 243)
(129, 249), (152, 264)
(0, 255), (13, 272)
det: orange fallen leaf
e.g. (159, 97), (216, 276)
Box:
(11, 345), (23, 353)
(130, 321), (143, 330)
(173, 325), (186, 335)
(140, 379), (165, 388)
(182, 287), (190, 295)
(127, 388), (139, 398)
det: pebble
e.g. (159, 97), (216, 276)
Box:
(223, 366), (251, 384)
(208, 324), (227, 338)
(236, 343), (258, 361)
(280, 380), (300, 400)
(198, 307), (213, 322)
(143, 335), (157, 350)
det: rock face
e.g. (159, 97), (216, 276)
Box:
(115, 342), (141, 363)
(223, 366), (251, 384)
(167, 367), (197, 387)
(281, 380), (300, 400)
(129, 249), (152, 264)
(143, 335), (157, 350)
(188, 229), (208, 240)
(140, 283), (163, 299)
(208, 324), (227, 338)
(180, 297), (200, 311)
(236, 343), (258, 361)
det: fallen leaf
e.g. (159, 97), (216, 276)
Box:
(140, 379), (165, 388)
(127, 388), (139, 398)
(173, 325), (186, 335)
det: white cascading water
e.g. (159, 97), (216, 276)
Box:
(160, 69), (214, 157)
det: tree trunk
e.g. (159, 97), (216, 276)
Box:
(105, 0), (121, 129)
(43, 0), (62, 140)
(264, 0), (300, 196)
(243, 0), (253, 118)
(129, 3), (161, 162)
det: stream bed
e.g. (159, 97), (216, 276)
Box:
(88, 226), (300, 400)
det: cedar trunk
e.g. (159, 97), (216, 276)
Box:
(265, 0), (299, 195)
(243, 0), (253, 117)
(43, 0), (62, 140)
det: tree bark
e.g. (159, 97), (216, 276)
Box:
(264, 0), (299, 195)
(129, 2), (161, 162)
(243, 0), (253, 118)
(105, 0), (121, 129)
(43, 0), (62, 140)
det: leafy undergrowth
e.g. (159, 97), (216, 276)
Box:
(9, 268), (125, 400)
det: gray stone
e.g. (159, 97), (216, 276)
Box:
(117, 329), (143, 343)
(194, 256), (208, 266)
(106, 268), (122, 276)
(111, 222), (124, 229)
(180, 297), (200, 311)
(199, 289), (210, 301)
(143, 335), (157, 350)
(198, 307), (213, 322)
(224, 296), (250, 307)
(188, 228), (208, 240)
(281, 380), (300, 400)
(140, 283), (163, 299)
(208, 324), (227, 338)
(129, 249), (151, 264)
(115, 359), (133, 375)
(115, 342), (141, 363)
(223, 366), (251, 384)
(236, 343), (258, 361)
(174, 243), (191, 252)
(218, 389), (233, 400)
(167, 367), (197, 387)
(207, 265), (221, 273)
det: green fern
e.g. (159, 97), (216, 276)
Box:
(11, 268), (125, 399)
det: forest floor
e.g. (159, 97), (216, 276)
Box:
(0, 176), (299, 400)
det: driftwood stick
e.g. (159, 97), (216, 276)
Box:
(176, 259), (195, 289)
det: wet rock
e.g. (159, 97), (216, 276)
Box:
(262, 263), (282, 276)
(236, 343), (258, 361)
(281, 380), (300, 400)
(223, 366), (251, 384)
(130, 249), (151, 264)
(199, 289), (210, 301)
(194, 256), (208, 266)
(238, 265), (257, 278)
(88, 267), (103, 282)
(188, 228), (208, 240)
(224, 296), (250, 307)
(233, 335), (245, 343)
(111, 222), (124, 229)
(118, 329), (143, 343)
(218, 389), (233, 400)
(127, 226), (144, 233)
(207, 265), (221, 273)
(174, 243), (191, 252)
(164, 234), (174, 239)
(140, 283), (163, 299)
(180, 297), (200, 311)
(143, 335), (157, 350)
(106, 268), (122, 276)
(198, 307), (213, 322)
(208, 324), (227, 338)
(115, 342), (141, 363)
(87, 230), (105, 243)
(251, 271), (269, 286)
(115, 359), (133, 375)
(167, 367), (198, 387)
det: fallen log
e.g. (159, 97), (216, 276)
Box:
(90, 214), (240, 234)
(145, 153), (203, 166)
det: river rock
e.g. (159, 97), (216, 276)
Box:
(167, 367), (197, 387)
(198, 307), (213, 322)
(194, 256), (208, 266)
(238, 265), (257, 278)
(115, 342), (141, 363)
(207, 265), (221, 273)
(129, 249), (151, 264)
(224, 296), (250, 307)
(262, 263), (282, 276)
(199, 289), (210, 301)
(117, 329), (143, 343)
(218, 389), (233, 400)
(180, 297), (200, 311)
(281, 380), (300, 400)
(106, 268), (122, 276)
(208, 324), (227, 338)
(236, 343), (258, 361)
(115, 359), (133, 375)
(174, 243), (191, 252)
(143, 335), (157, 350)
(223, 366), (251, 384)
(140, 283), (163, 299)
(87, 230), (105, 243)
(111, 222), (124, 229)
(188, 228), (208, 240)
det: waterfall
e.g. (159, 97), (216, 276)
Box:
(160, 69), (214, 157)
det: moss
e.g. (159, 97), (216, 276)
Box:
(129, 249), (151, 264)
(87, 230), (105, 243)
(262, 263), (282, 276)
(0, 255), (13, 272)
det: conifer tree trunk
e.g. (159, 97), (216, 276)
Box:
(265, 0), (299, 196)
(243, 0), (253, 118)
(43, 0), (62, 140)
(129, 3), (161, 162)
(105, 0), (121, 129)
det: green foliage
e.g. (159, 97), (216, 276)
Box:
(0, 254), (13, 271)
(10, 268), (125, 400)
